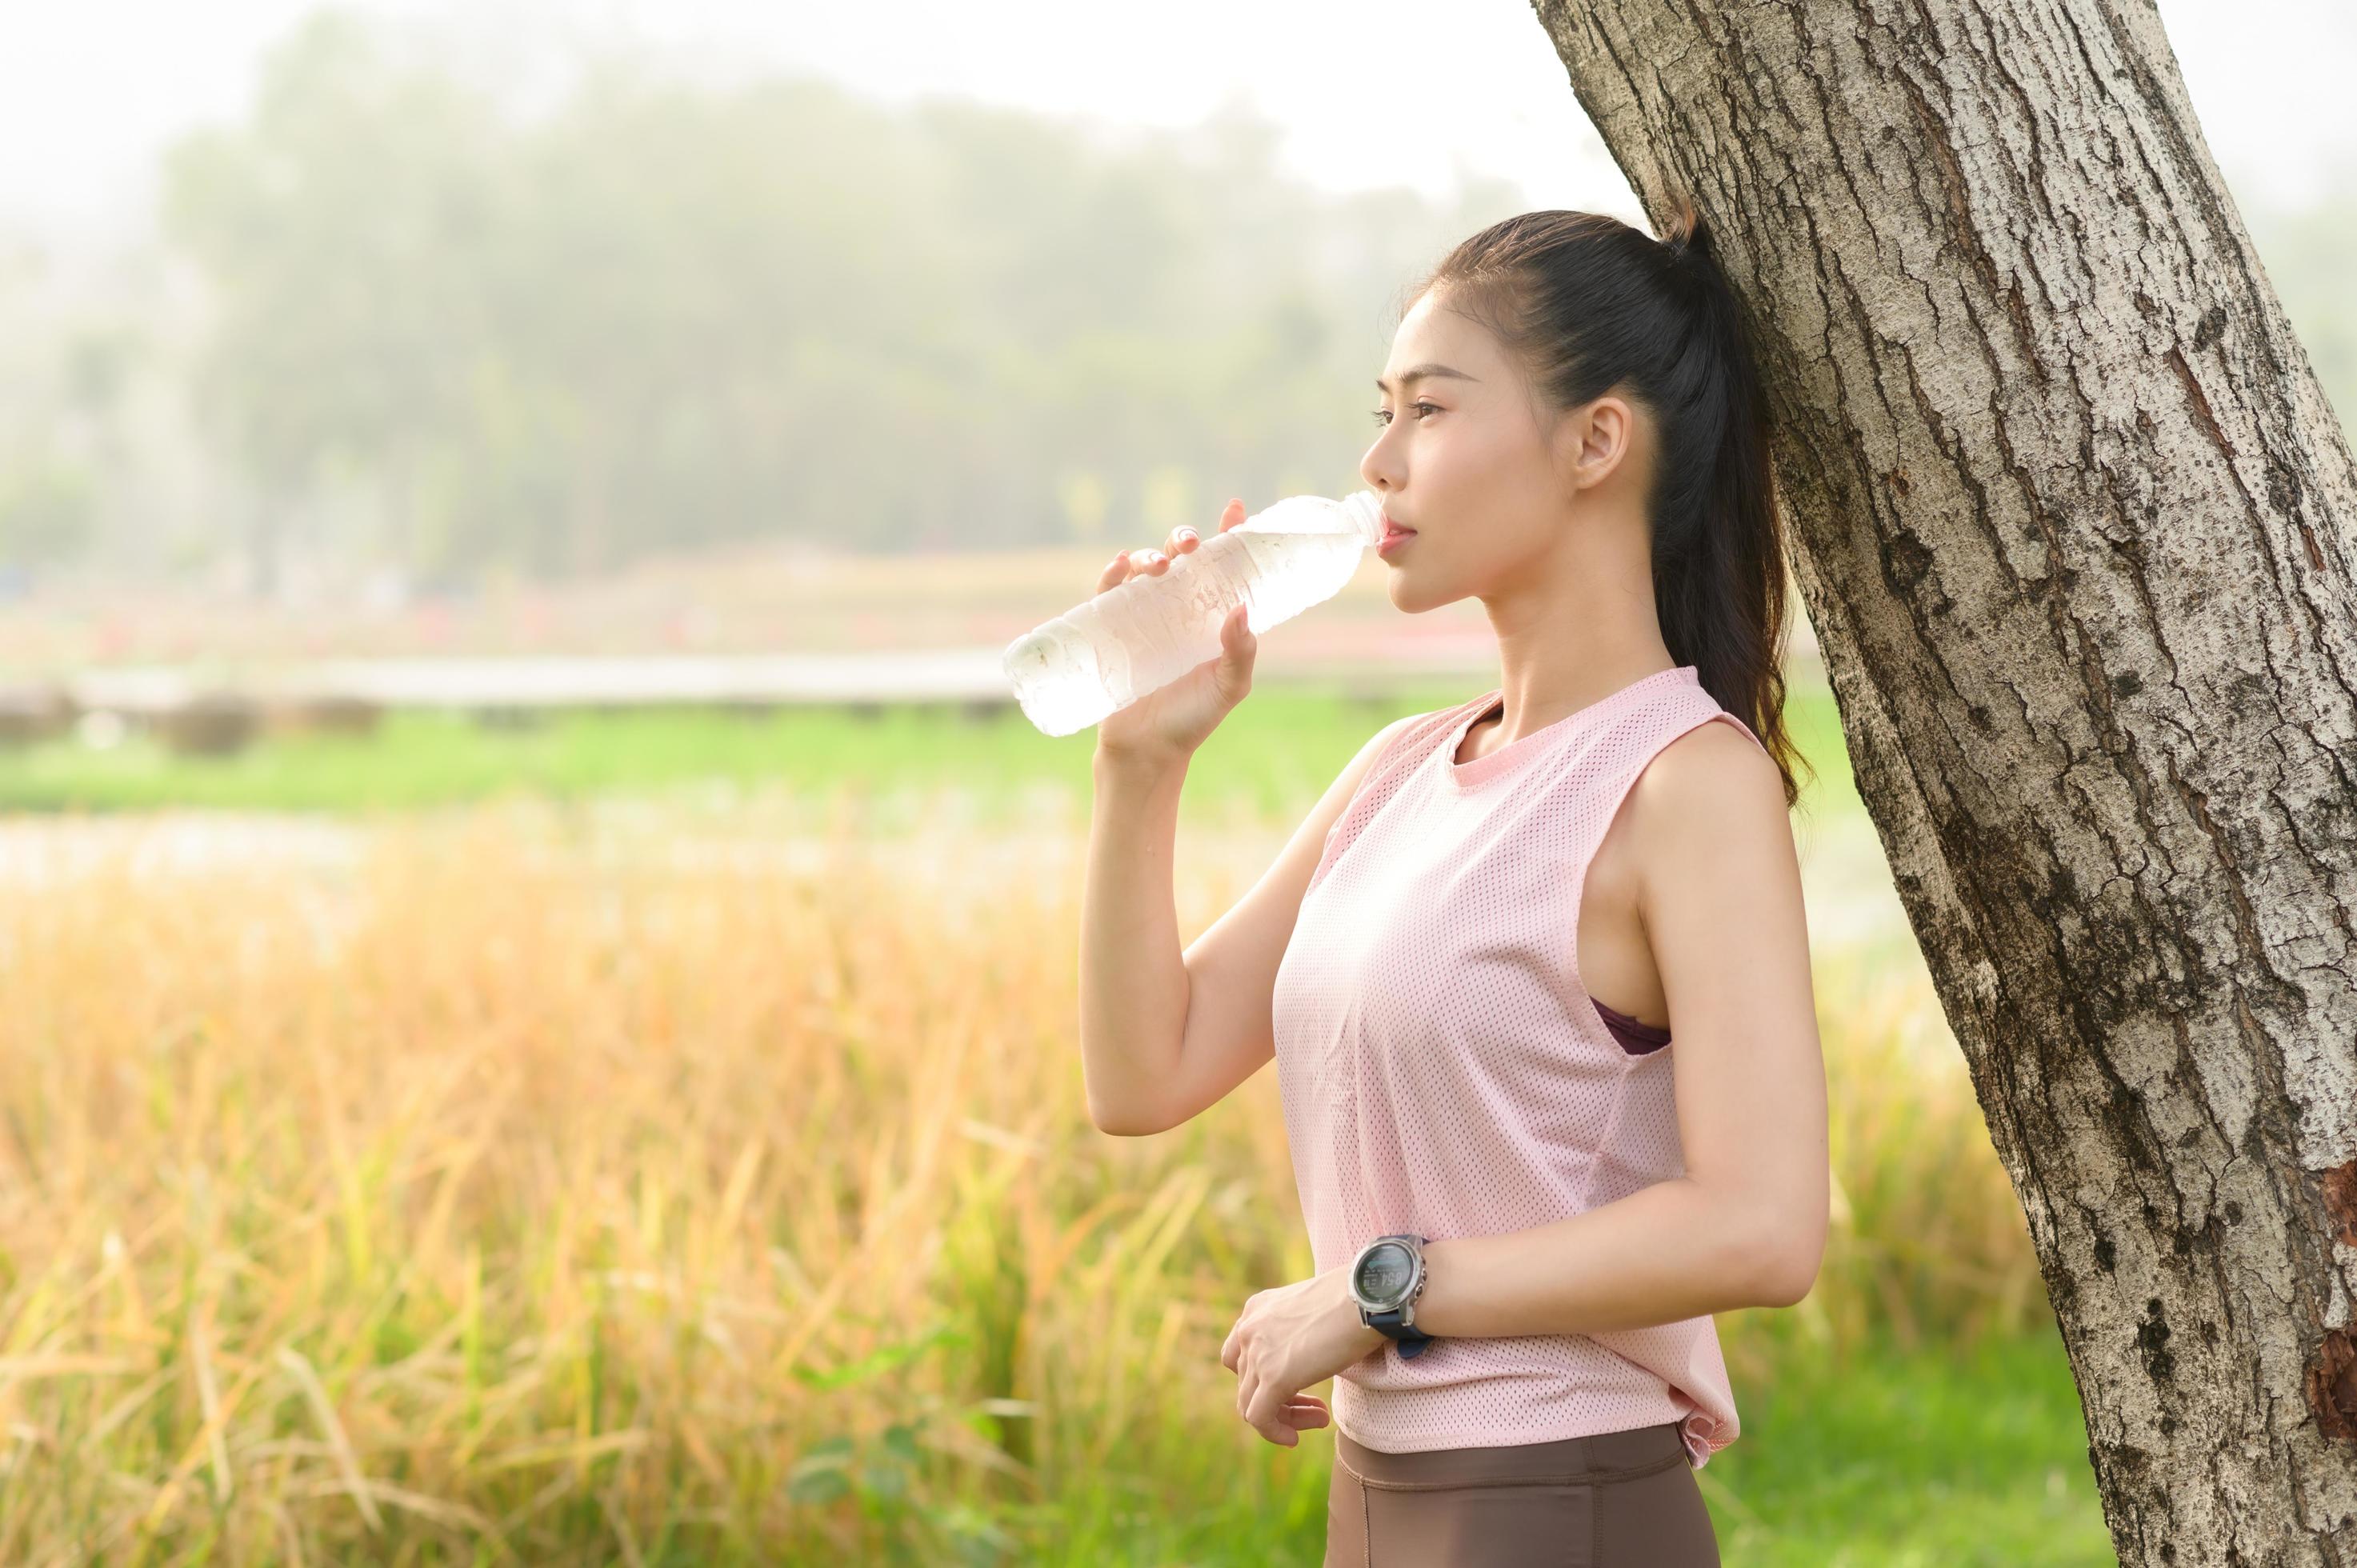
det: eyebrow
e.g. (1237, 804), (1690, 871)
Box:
(1374, 363), (1479, 394)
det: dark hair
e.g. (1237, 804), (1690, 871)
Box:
(1410, 195), (1812, 811)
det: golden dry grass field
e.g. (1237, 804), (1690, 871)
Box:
(0, 725), (2111, 1563)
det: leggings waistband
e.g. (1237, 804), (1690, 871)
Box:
(1332, 1421), (1687, 1492)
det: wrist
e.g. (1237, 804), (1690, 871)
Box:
(1341, 1274), (1387, 1347)
(1093, 740), (1190, 783)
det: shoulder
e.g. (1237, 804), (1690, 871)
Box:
(1623, 714), (1791, 883)
(1359, 690), (1482, 765)
(1330, 691), (1487, 802)
(1642, 710), (1777, 790)
(1327, 705), (1439, 802)
(1351, 710), (1424, 773)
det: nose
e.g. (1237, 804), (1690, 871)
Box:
(1360, 430), (1402, 497)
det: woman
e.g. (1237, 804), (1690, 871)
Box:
(1078, 198), (1830, 1566)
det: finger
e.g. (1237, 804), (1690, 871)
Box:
(1167, 525), (1199, 556)
(1215, 604), (1256, 701)
(1221, 1327), (1242, 1373)
(1219, 606), (1251, 667)
(1098, 549), (1130, 591)
(1219, 497), (1246, 532)
(1247, 1385), (1297, 1446)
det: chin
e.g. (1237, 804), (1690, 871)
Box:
(1383, 572), (1451, 616)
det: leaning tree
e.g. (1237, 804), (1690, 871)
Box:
(1532, 0), (2357, 1558)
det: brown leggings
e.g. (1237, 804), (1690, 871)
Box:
(1324, 1420), (1720, 1567)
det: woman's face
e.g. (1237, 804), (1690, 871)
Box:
(1360, 286), (1641, 612)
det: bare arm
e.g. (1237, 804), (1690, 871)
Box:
(1078, 747), (1194, 1135)
(1402, 718), (1830, 1332)
(1080, 714), (1418, 1137)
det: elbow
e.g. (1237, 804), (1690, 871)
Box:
(1716, 1175), (1827, 1309)
(1087, 1098), (1168, 1138)
(1755, 1250), (1819, 1310)
(1749, 1226), (1826, 1309)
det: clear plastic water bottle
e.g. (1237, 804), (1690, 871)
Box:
(1003, 489), (1386, 737)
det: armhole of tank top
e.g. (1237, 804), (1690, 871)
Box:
(1567, 702), (1754, 1066)
(1305, 697), (1475, 894)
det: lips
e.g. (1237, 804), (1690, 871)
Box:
(1380, 517), (1416, 541)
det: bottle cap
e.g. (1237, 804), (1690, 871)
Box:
(1339, 490), (1385, 546)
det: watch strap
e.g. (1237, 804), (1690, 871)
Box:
(1366, 1306), (1435, 1358)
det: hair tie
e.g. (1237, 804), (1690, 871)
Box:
(1665, 234), (1709, 288)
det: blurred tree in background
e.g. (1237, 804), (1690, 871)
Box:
(0, 5), (2350, 588)
(144, 8), (1531, 583)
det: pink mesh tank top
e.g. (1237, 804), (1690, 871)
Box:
(1271, 664), (1767, 1468)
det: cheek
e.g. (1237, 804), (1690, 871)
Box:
(1423, 422), (1513, 487)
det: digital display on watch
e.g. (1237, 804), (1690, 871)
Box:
(1357, 1242), (1414, 1301)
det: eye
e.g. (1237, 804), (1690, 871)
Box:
(1369, 402), (1441, 426)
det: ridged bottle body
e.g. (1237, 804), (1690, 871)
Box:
(1003, 490), (1384, 737)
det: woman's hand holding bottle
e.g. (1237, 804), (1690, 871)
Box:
(1093, 497), (1255, 769)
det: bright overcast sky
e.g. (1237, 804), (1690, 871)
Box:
(2, 0), (2351, 240)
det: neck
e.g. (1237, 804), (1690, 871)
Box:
(1474, 505), (1674, 744)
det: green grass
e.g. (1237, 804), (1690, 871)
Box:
(1702, 1328), (2112, 1566)
(922, 1326), (2109, 1566)
(0, 668), (1858, 822)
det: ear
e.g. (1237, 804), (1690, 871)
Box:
(1554, 394), (1637, 494)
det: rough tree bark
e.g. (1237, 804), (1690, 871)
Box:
(1530, 0), (2357, 1559)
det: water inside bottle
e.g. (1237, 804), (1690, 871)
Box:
(1004, 491), (1382, 736)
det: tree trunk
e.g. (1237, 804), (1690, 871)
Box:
(1531, 0), (2357, 1558)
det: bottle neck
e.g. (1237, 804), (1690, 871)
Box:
(1339, 490), (1385, 546)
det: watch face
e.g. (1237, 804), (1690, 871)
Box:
(1355, 1242), (1415, 1304)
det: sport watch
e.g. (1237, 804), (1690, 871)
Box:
(1348, 1233), (1435, 1358)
